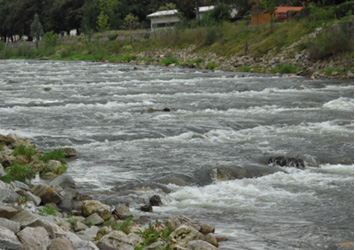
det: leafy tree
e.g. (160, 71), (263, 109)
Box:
(124, 13), (139, 43)
(30, 13), (44, 48)
(262, 0), (276, 30)
(97, 11), (110, 32)
(159, 2), (177, 10)
(42, 31), (59, 48)
(206, 2), (231, 23)
(249, 0), (263, 24)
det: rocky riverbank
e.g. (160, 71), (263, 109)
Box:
(0, 133), (223, 250)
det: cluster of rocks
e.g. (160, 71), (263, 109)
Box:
(0, 133), (223, 249)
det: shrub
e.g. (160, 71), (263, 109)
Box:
(108, 34), (118, 41)
(39, 149), (65, 163)
(119, 53), (134, 62)
(324, 67), (347, 76)
(13, 144), (37, 159)
(335, 1), (353, 18)
(135, 222), (174, 250)
(39, 205), (57, 216)
(158, 57), (178, 66)
(204, 27), (220, 46)
(270, 64), (299, 73)
(42, 31), (59, 48)
(238, 65), (251, 72)
(206, 61), (219, 69)
(0, 162), (35, 183)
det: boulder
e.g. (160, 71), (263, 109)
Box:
(168, 225), (200, 247)
(41, 172), (58, 181)
(12, 181), (30, 190)
(167, 216), (201, 231)
(83, 213), (104, 226)
(82, 200), (111, 220)
(15, 189), (41, 206)
(46, 160), (62, 172)
(49, 174), (76, 189)
(149, 195), (163, 206)
(77, 226), (99, 241)
(142, 241), (166, 250)
(140, 204), (152, 212)
(97, 231), (142, 250)
(268, 156), (305, 169)
(58, 192), (73, 212)
(10, 210), (38, 228)
(0, 225), (22, 250)
(187, 240), (218, 250)
(0, 218), (20, 233)
(0, 163), (6, 177)
(113, 206), (133, 220)
(203, 233), (218, 247)
(73, 221), (88, 232)
(0, 188), (21, 204)
(17, 227), (51, 250)
(31, 184), (62, 204)
(49, 237), (74, 250)
(0, 205), (19, 219)
(63, 231), (99, 250)
(28, 219), (64, 239)
(200, 224), (215, 235)
(62, 148), (77, 159)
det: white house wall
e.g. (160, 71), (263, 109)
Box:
(150, 16), (180, 30)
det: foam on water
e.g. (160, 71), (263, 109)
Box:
(323, 97), (354, 111)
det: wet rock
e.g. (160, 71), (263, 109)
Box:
(49, 174), (76, 189)
(149, 195), (163, 206)
(31, 184), (62, 204)
(212, 165), (283, 181)
(203, 233), (218, 247)
(167, 216), (201, 231)
(200, 224), (215, 234)
(141, 108), (171, 114)
(17, 227), (51, 250)
(187, 240), (218, 250)
(49, 237), (74, 250)
(268, 156), (305, 169)
(0, 205), (19, 219)
(140, 204), (152, 212)
(82, 200), (111, 220)
(46, 160), (62, 172)
(113, 206), (133, 220)
(83, 213), (104, 226)
(0, 225), (22, 250)
(62, 148), (77, 159)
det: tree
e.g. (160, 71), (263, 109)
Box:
(97, 11), (110, 32)
(249, 0), (263, 25)
(159, 2), (177, 10)
(262, 0), (276, 30)
(30, 13), (44, 48)
(124, 13), (139, 43)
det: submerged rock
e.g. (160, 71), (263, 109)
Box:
(268, 156), (305, 169)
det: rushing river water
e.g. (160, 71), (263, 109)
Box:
(0, 59), (353, 249)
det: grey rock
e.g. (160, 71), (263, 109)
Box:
(15, 189), (41, 206)
(49, 237), (74, 250)
(31, 184), (62, 204)
(142, 240), (166, 250)
(49, 174), (76, 189)
(200, 224), (215, 234)
(168, 225), (199, 247)
(63, 231), (99, 250)
(0, 164), (6, 177)
(58, 192), (73, 212)
(10, 210), (38, 228)
(73, 221), (88, 232)
(113, 206), (133, 220)
(83, 213), (104, 225)
(0, 218), (20, 233)
(27, 219), (63, 239)
(97, 231), (142, 250)
(187, 240), (218, 250)
(0, 205), (19, 219)
(12, 181), (29, 191)
(17, 227), (51, 250)
(0, 188), (21, 203)
(77, 226), (99, 241)
(62, 148), (77, 159)
(0, 225), (22, 250)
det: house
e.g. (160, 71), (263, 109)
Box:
(146, 9), (180, 30)
(251, 6), (303, 25)
(147, 6), (238, 30)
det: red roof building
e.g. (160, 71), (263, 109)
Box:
(251, 6), (303, 25)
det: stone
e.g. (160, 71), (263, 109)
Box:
(168, 225), (200, 247)
(58, 192), (73, 212)
(17, 227), (51, 250)
(96, 226), (113, 240)
(0, 225), (22, 250)
(73, 221), (88, 232)
(31, 184), (62, 204)
(15, 189), (41, 206)
(46, 160), (62, 172)
(97, 231), (142, 250)
(12, 181), (30, 190)
(41, 172), (58, 181)
(28, 219), (64, 239)
(0, 188), (21, 203)
(49, 174), (76, 189)
(0, 205), (19, 219)
(0, 218), (20, 233)
(82, 200), (111, 220)
(49, 237), (74, 250)
(62, 148), (77, 158)
(113, 206), (133, 220)
(63, 231), (99, 250)
(10, 210), (38, 228)
(140, 204), (152, 212)
(186, 240), (218, 250)
(78, 226), (99, 240)
(149, 195), (163, 206)
(83, 213), (104, 225)
(142, 241), (166, 250)
(268, 156), (305, 169)
(200, 224), (215, 234)
(203, 233), (219, 247)
(167, 216), (201, 231)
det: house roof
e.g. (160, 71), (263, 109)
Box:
(275, 6), (303, 14)
(199, 6), (214, 13)
(147, 9), (178, 18)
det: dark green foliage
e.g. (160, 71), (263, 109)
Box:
(13, 144), (37, 159)
(158, 57), (178, 66)
(206, 2), (231, 23)
(206, 62), (219, 70)
(204, 27), (220, 46)
(334, 1), (354, 18)
(39, 149), (65, 163)
(39, 205), (57, 216)
(270, 64), (299, 73)
(135, 222), (174, 250)
(42, 31), (59, 48)
(0, 162), (35, 183)
(104, 218), (133, 234)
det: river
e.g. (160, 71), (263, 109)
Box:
(0, 59), (353, 249)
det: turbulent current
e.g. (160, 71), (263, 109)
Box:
(0, 59), (353, 249)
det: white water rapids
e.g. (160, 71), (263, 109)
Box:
(0, 60), (353, 249)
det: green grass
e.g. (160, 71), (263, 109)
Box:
(39, 205), (57, 216)
(0, 162), (35, 184)
(206, 61), (219, 70)
(158, 57), (179, 66)
(324, 66), (347, 76)
(134, 222), (174, 250)
(104, 218), (133, 234)
(39, 149), (65, 163)
(13, 144), (37, 159)
(238, 65), (251, 72)
(270, 64), (299, 74)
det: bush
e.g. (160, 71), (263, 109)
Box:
(39, 205), (57, 216)
(204, 27), (220, 46)
(13, 144), (37, 160)
(238, 65), (251, 72)
(270, 64), (299, 73)
(42, 31), (59, 48)
(205, 61), (219, 69)
(158, 57), (178, 66)
(335, 1), (354, 18)
(39, 149), (65, 163)
(108, 34), (118, 41)
(0, 162), (35, 183)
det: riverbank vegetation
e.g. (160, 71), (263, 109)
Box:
(0, 1), (353, 77)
